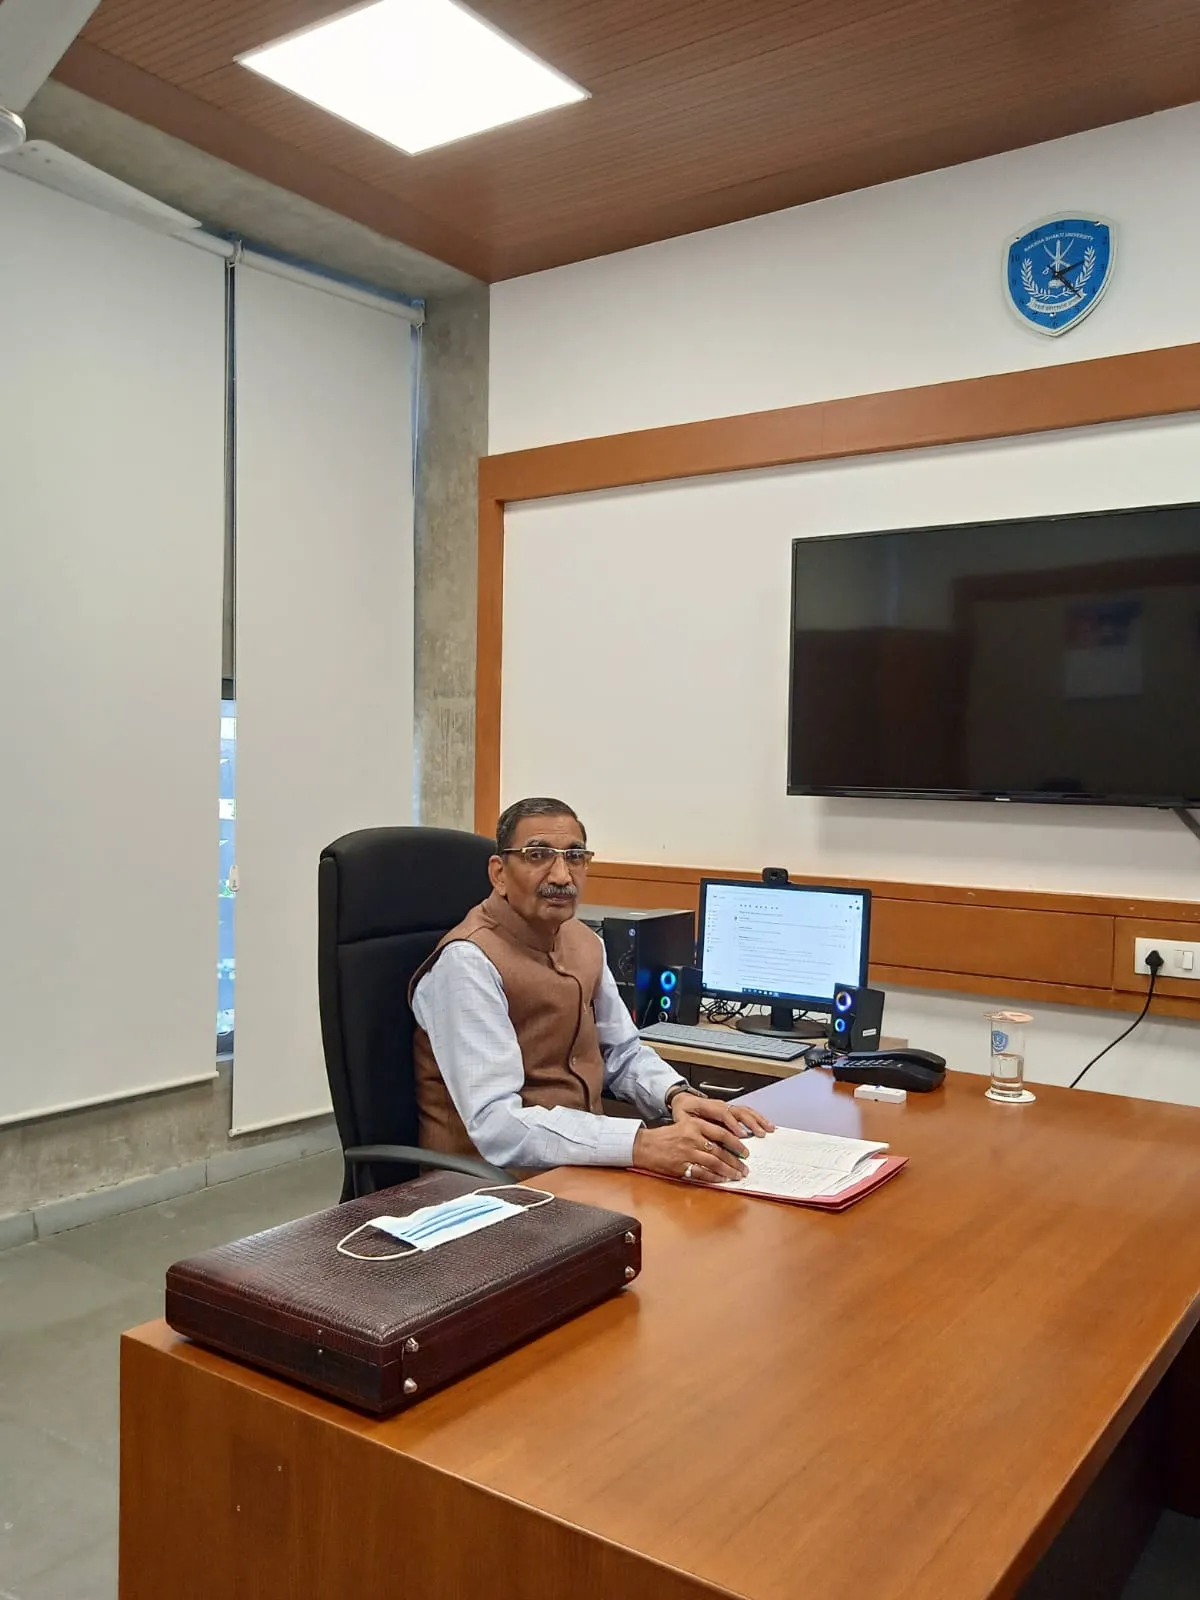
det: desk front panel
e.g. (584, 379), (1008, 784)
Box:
(122, 1071), (1200, 1600)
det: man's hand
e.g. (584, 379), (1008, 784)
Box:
(632, 1095), (775, 1183)
(633, 1120), (749, 1183)
(671, 1092), (774, 1142)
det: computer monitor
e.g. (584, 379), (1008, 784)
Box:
(697, 878), (872, 1039)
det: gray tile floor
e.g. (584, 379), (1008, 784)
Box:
(1, 1148), (1198, 1599)
(0, 1150), (342, 1600)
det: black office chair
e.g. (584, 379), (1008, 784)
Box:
(318, 825), (512, 1200)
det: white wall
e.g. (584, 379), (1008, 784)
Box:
(872, 989), (1200, 1107)
(502, 419), (1200, 897)
(490, 101), (1200, 1104)
(490, 102), (1200, 452)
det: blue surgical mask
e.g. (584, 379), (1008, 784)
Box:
(337, 1186), (553, 1261)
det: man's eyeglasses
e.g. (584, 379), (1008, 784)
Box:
(500, 846), (595, 869)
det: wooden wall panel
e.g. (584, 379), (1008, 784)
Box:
(869, 901), (1113, 989)
(585, 872), (702, 916)
(474, 491), (506, 822)
(478, 344), (1200, 835)
(584, 862), (1200, 1022)
(484, 343), (1200, 1021)
(478, 344), (1200, 508)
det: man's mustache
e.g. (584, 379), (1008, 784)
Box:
(537, 884), (578, 900)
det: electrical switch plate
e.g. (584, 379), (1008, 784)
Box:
(1134, 937), (1200, 980)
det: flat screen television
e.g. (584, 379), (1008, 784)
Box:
(787, 501), (1200, 808)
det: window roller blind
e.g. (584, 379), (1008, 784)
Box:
(0, 170), (225, 1125)
(230, 261), (415, 1134)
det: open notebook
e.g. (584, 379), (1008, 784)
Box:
(637, 1126), (907, 1211)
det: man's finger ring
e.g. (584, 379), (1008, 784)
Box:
(683, 1162), (694, 1180)
(704, 1140), (715, 1152)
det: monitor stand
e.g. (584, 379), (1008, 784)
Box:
(736, 1005), (826, 1042)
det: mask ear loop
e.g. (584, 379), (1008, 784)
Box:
(336, 1220), (421, 1263)
(471, 1184), (555, 1210)
(335, 1187), (556, 1261)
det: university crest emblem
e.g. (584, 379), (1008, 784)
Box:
(1004, 217), (1115, 336)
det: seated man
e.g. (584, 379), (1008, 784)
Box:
(411, 796), (772, 1179)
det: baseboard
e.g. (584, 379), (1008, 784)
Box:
(206, 1118), (339, 1183)
(35, 1161), (208, 1238)
(0, 1210), (36, 1251)
(0, 1116), (340, 1247)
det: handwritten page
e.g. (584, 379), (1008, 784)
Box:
(716, 1127), (889, 1201)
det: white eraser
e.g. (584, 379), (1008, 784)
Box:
(853, 1084), (907, 1103)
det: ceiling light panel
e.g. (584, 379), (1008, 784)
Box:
(240, 0), (588, 156)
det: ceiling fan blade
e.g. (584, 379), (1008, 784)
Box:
(0, 0), (103, 113)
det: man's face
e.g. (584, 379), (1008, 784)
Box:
(489, 813), (590, 934)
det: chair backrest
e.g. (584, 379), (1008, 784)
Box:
(318, 825), (495, 1198)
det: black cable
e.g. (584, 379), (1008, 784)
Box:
(702, 998), (753, 1022)
(701, 999), (734, 1022)
(1070, 952), (1162, 1089)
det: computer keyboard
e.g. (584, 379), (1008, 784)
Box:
(637, 1021), (812, 1062)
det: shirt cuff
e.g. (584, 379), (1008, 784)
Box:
(594, 1115), (642, 1167)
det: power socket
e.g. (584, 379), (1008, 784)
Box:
(1134, 938), (1200, 980)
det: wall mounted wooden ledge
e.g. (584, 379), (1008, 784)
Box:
(587, 861), (1200, 1023)
(478, 340), (1200, 1021)
(478, 342), (1200, 508)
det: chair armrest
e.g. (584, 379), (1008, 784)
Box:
(344, 1144), (512, 1186)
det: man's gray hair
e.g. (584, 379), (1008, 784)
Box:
(495, 797), (587, 854)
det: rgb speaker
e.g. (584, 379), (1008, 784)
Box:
(828, 984), (885, 1053)
(643, 965), (702, 1027)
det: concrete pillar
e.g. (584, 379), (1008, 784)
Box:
(413, 285), (489, 829)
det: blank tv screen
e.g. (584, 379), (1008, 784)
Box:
(787, 502), (1200, 808)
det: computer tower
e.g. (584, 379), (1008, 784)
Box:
(828, 985), (885, 1053)
(578, 905), (695, 1022)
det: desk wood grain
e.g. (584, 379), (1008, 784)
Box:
(121, 1071), (1200, 1600)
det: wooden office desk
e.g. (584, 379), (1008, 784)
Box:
(120, 1070), (1200, 1600)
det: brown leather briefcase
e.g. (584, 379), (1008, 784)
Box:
(165, 1171), (642, 1416)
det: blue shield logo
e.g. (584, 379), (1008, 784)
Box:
(1005, 217), (1115, 337)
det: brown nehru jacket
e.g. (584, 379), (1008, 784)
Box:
(409, 892), (606, 1160)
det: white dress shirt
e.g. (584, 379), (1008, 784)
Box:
(411, 935), (686, 1170)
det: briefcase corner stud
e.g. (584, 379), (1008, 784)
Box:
(624, 1231), (641, 1283)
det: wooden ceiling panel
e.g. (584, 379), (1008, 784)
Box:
(84, 2), (349, 75)
(495, 108), (1092, 278)
(366, 12), (1098, 213)
(180, 63), (444, 186)
(473, 0), (843, 82)
(60, 0), (1200, 283)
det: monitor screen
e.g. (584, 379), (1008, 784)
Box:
(698, 879), (870, 1009)
(788, 501), (1200, 806)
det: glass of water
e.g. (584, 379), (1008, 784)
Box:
(984, 1011), (1035, 1103)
